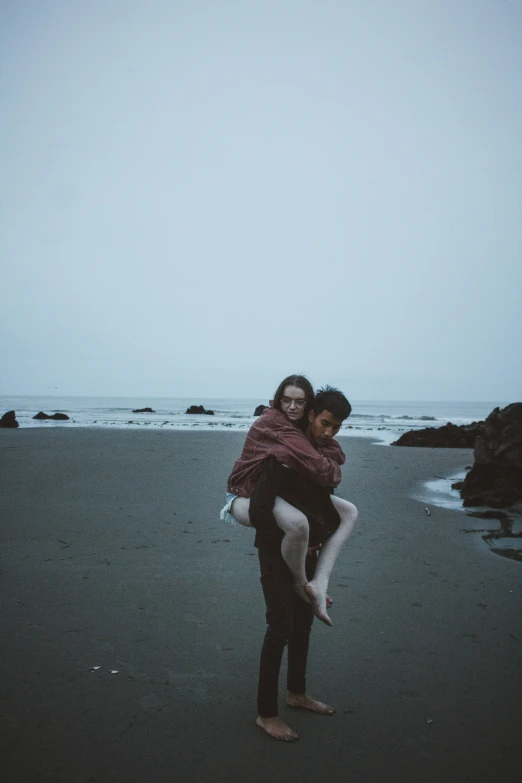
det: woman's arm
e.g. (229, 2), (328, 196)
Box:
(317, 437), (345, 466)
(256, 408), (344, 487)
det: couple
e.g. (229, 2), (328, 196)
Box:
(221, 374), (358, 741)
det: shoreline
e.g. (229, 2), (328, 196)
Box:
(0, 419), (431, 445)
(1, 429), (520, 782)
(1, 396), (503, 445)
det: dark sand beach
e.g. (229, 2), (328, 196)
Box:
(1, 429), (520, 782)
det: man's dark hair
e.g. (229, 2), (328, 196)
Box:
(272, 374), (315, 420)
(313, 385), (352, 421)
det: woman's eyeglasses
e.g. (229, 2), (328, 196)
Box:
(281, 397), (306, 408)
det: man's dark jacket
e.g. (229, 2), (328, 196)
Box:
(249, 456), (341, 551)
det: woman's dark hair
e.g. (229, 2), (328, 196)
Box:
(272, 374), (315, 427)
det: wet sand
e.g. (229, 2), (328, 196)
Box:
(1, 428), (520, 782)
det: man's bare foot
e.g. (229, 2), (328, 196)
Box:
(304, 582), (332, 625)
(256, 715), (299, 741)
(287, 693), (335, 715)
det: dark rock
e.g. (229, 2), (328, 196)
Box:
(33, 412), (70, 420)
(391, 421), (483, 448)
(0, 410), (19, 428)
(462, 496), (485, 507)
(467, 509), (511, 520)
(186, 405), (214, 415)
(254, 405), (268, 416)
(132, 407), (155, 413)
(451, 481), (464, 490)
(459, 403), (522, 508)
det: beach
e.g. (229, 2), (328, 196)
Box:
(1, 428), (520, 782)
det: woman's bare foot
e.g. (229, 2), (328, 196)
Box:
(293, 585), (332, 611)
(304, 582), (332, 625)
(292, 582), (311, 604)
(287, 693), (335, 715)
(256, 715), (299, 741)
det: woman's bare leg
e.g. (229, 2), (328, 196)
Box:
(305, 497), (358, 626)
(229, 497), (253, 527)
(230, 496), (310, 601)
(273, 497), (310, 601)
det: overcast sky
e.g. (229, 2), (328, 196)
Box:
(1, 0), (521, 401)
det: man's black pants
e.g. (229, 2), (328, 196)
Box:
(257, 546), (317, 718)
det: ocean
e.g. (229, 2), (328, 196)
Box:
(0, 395), (506, 444)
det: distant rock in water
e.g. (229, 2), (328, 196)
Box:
(459, 403), (522, 508)
(186, 404), (214, 415)
(254, 405), (268, 416)
(33, 412), (70, 420)
(391, 421), (483, 448)
(132, 407), (155, 413)
(0, 410), (19, 428)
(396, 415), (437, 421)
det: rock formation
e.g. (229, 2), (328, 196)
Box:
(254, 405), (268, 416)
(185, 405), (214, 415)
(391, 421), (483, 448)
(32, 412), (70, 420)
(132, 407), (155, 413)
(458, 403), (522, 508)
(0, 410), (19, 428)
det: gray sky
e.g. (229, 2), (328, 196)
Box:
(1, 0), (521, 401)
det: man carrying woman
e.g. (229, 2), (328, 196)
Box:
(221, 375), (358, 741)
